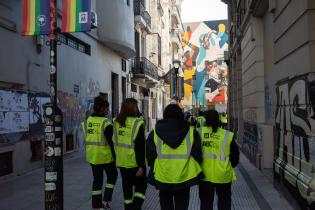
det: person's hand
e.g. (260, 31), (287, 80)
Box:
(136, 167), (144, 177)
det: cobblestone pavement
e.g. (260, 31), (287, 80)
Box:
(0, 153), (293, 210)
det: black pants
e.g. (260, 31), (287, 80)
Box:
(199, 181), (231, 210)
(120, 167), (147, 210)
(90, 162), (118, 209)
(159, 188), (190, 210)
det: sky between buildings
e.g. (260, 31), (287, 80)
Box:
(181, 0), (228, 23)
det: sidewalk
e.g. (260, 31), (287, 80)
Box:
(0, 153), (294, 210)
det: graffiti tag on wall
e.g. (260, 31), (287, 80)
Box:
(0, 90), (29, 134)
(242, 122), (258, 164)
(275, 73), (315, 202)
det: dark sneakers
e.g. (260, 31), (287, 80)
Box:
(102, 202), (111, 210)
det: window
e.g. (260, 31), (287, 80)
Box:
(121, 59), (127, 72)
(67, 39), (78, 49)
(158, 35), (161, 66)
(131, 84), (137, 93)
(123, 0), (130, 6)
(78, 44), (86, 53)
(57, 33), (67, 44)
(122, 77), (126, 100)
(57, 31), (91, 55)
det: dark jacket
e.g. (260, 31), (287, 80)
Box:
(134, 123), (146, 168)
(229, 135), (239, 168)
(146, 118), (203, 190)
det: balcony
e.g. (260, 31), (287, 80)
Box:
(131, 57), (159, 87)
(171, 6), (183, 32)
(96, 1), (136, 58)
(134, 0), (151, 32)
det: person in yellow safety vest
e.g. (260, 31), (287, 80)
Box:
(81, 96), (118, 210)
(198, 110), (239, 210)
(197, 110), (206, 128)
(146, 104), (204, 210)
(113, 98), (147, 210)
(220, 112), (228, 129)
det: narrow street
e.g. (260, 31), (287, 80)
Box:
(0, 152), (293, 210)
(1, 0), (315, 209)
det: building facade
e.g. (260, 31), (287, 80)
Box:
(223, 0), (315, 207)
(0, 0), (134, 177)
(130, 0), (185, 131)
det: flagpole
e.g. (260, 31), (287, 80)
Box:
(44, 0), (63, 209)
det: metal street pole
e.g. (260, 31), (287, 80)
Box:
(44, 0), (63, 209)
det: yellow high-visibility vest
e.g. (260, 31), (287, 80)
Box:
(81, 116), (113, 164)
(153, 127), (202, 184)
(199, 126), (236, 183)
(113, 117), (144, 168)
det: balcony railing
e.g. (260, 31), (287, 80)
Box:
(134, 0), (151, 29)
(131, 57), (159, 81)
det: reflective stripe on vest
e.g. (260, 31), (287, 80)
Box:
(113, 117), (143, 168)
(156, 131), (191, 159)
(153, 127), (202, 184)
(199, 127), (236, 183)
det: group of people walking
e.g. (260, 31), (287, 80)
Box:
(81, 96), (239, 210)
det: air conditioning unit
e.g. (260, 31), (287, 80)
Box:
(91, 11), (97, 29)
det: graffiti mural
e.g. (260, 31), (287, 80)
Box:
(182, 20), (228, 108)
(57, 91), (85, 135)
(274, 73), (315, 204)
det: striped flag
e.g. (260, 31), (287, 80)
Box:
(21, 0), (50, 36)
(62, 0), (91, 33)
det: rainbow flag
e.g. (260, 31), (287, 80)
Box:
(62, 0), (91, 33)
(21, 0), (51, 36)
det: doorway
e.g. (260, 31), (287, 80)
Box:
(122, 76), (126, 101)
(111, 73), (119, 118)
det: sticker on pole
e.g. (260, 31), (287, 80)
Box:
(55, 138), (61, 145)
(46, 133), (55, 142)
(45, 126), (53, 133)
(45, 183), (56, 191)
(55, 115), (62, 123)
(46, 147), (54, 157)
(54, 147), (61, 156)
(46, 172), (57, 181)
(54, 127), (62, 132)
